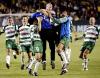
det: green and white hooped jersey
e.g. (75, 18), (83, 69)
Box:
(3, 25), (17, 40)
(84, 26), (99, 43)
(30, 25), (41, 41)
(19, 25), (32, 45)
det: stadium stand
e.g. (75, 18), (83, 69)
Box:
(0, 0), (100, 27)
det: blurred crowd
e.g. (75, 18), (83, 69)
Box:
(0, 0), (100, 20)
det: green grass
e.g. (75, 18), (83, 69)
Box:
(0, 34), (100, 78)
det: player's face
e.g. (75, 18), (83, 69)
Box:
(8, 17), (14, 25)
(46, 3), (53, 11)
(61, 11), (68, 17)
(22, 17), (28, 25)
(89, 17), (96, 25)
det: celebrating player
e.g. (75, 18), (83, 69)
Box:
(0, 17), (19, 69)
(27, 12), (43, 76)
(75, 17), (99, 70)
(17, 16), (33, 70)
(50, 7), (72, 75)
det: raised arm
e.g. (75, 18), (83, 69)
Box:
(51, 16), (69, 25)
(37, 17), (42, 32)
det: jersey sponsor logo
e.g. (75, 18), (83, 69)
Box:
(20, 32), (29, 35)
(7, 30), (15, 34)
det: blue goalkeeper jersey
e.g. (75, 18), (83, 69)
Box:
(31, 12), (42, 21)
(31, 12), (52, 29)
(60, 16), (72, 39)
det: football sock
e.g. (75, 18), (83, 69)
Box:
(28, 58), (37, 69)
(6, 55), (10, 64)
(60, 51), (68, 64)
(83, 58), (88, 69)
(65, 48), (71, 63)
(33, 61), (40, 73)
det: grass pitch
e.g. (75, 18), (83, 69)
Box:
(0, 34), (100, 78)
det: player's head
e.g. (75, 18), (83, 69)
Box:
(22, 16), (28, 25)
(60, 6), (68, 17)
(46, 3), (56, 17)
(7, 17), (14, 25)
(46, 3), (53, 11)
(89, 17), (96, 26)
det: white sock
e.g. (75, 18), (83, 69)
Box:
(83, 59), (88, 68)
(13, 51), (16, 55)
(33, 61), (40, 73)
(60, 51), (68, 64)
(65, 48), (71, 63)
(28, 58), (37, 69)
(6, 55), (10, 64)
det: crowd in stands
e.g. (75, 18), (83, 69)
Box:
(0, 0), (100, 21)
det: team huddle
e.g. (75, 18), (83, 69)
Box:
(0, 3), (99, 76)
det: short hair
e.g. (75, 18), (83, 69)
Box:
(89, 17), (96, 20)
(7, 16), (13, 20)
(59, 6), (70, 15)
(46, 3), (52, 9)
(21, 15), (28, 19)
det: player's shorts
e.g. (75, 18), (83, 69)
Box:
(20, 44), (32, 53)
(80, 41), (95, 53)
(32, 40), (43, 54)
(60, 36), (70, 48)
(6, 39), (18, 51)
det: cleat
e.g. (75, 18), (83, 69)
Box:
(21, 64), (25, 70)
(60, 69), (67, 75)
(6, 63), (10, 69)
(42, 62), (46, 70)
(51, 61), (55, 69)
(13, 55), (17, 59)
(28, 68), (32, 75)
(32, 72), (38, 76)
(83, 68), (88, 71)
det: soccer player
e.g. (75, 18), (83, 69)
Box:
(50, 7), (72, 75)
(0, 17), (19, 69)
(64, 16), (77, 66)
(40, 3), (56, 70)
(64, 16), (73, 65)
(75, 17), (99, 70)
(17, 16), (33, 70)
(27, 13), (43, 76)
